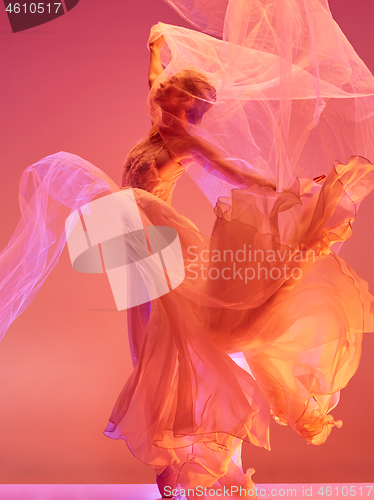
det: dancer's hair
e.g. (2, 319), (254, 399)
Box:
(178, 69), (216, 124)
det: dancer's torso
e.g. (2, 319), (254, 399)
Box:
(122, 126), (185, 204)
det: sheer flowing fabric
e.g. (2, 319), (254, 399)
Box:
(150, 0), (374, 201)
(0, 153), (119, 342)
(104, 156), (374, 490)
(0, 0), (374, 493)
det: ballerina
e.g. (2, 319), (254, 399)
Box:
(105, 33), (276, 499)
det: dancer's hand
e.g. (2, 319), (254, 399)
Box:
(260, 180), (276, 190)
(149, 34), (166, 50)
(148, 23), (167, 50)
(247, 175), (276, 190)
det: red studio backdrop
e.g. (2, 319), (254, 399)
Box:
(0, 0), (373, 486)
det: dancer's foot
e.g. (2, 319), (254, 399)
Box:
(156, 466), (177, 498)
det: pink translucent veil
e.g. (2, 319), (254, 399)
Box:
(151, 0), (374, 202)
(0, 153), (118, 341)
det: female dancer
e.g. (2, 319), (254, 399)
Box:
(106, 33), (276, 498)
(1, 0), (374, 498)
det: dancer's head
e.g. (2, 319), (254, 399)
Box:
(153, 69), (216, 124)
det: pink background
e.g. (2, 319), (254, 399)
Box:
(0, 0), (373, 485)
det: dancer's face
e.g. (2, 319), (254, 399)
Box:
(153, 72), (193, 116)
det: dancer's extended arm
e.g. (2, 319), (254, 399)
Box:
(162, 129), (276, 190)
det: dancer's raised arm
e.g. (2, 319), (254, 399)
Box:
(148, 34), (166, 89)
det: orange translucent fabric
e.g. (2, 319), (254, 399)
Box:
(105, 157), (374, 490)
